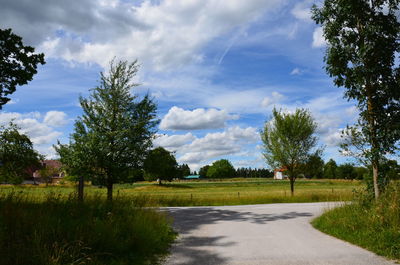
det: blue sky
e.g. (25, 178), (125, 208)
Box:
(1, 0), (360, 171)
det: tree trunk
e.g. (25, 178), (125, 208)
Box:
(366, 84), (380, 199)
(78, 175), (84, 202)
(107, 181), (113, 201)
(290, 177), (295, 196)
(372, 160), (380, 199)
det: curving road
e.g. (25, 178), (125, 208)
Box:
(163, 202), (396, 265)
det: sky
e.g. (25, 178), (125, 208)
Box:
(0, 0), (361, 171)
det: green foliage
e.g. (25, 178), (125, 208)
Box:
(56, 59), (158, 200)
(312, 182), (400, 260)
(0, 193), (176, 265)
(38, 165), (59, 186)
(312, 0), (400, 198)
(206, 159), (235, 178)
(0, 28), (45, 108)
(323, 159), (337, 179)
(261, 108), (319, 194)
(143, 147), (177, 182)
(304, 153), (325, 179)
(235, 167), (273, 178)
(336, 163), (357, 180)
(176, 164), (191, 179)
(198, 165), (210, 178)
(0, 122), (42, 184)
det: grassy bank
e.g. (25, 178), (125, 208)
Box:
(0, 179), (360, 206)
(0, 193), (176, 265)
(312, 182), (400, 261)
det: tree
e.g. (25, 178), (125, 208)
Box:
(323, 159), (338, 179)
(261, 108), (318, 195)
(206, 159), (235, 178)
(0, 122), (42, 184)
(176, 163), (191, 179)
(304, 153), (325, 179)
(143, 147), (177, 184)
(312, 1), (400, 199)
(0, 28), (45, 108)
(199, 165), (210, 178)
(337, 163), (357, 180)
(57, 59), (158, 201)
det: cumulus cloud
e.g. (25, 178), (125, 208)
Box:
(44, 111), (68, 127)
(291, 1), (312, 21)
(261, 91), (284, 107)
(0, 0), (285, 69)
(312, 27), (326, 48)
(174, 126), (260, 169)
(159, 106), (238, 130)
(153, 133), (196, 150)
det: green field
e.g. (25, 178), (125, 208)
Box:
(0, 178), (362, 206)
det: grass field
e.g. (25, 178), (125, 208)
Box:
(312, 182), (400, 262)
(0, 178), (361, 206)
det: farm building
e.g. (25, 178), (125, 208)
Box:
(184, 175), (201, 179)
(274, 168), (287, 180)
(32, 160), (64, 184)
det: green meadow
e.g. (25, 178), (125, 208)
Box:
(0, 178), (361, 206)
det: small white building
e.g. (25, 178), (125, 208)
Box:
(274, 168), (287, 180)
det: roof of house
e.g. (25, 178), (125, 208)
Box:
(184, 175), (200, 179)
(43, 160), (62, 169)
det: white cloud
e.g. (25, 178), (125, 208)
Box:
(312, 27), (326, 48)
(0, 111), (64, 152)
(153, 133), (196, 150)
(159, 106), (238, 130)
(261, 91), (284, 107)
(0, 0), (286, 70)
(290, 67), (302, 75)
(291, 1), (312, 22)
(44, 111), (68, 127)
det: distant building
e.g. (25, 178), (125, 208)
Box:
(32, 160), (64, 184)
(184, 175), (201, 179)
(274, 167), (287, 180)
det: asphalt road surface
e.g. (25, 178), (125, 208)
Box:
(163, 202), (396, 265)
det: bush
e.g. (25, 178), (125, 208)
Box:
(0, 193), (176, 265)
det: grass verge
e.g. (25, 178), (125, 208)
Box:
(312, 182), (400, 261)
(0, 192), (176, 265)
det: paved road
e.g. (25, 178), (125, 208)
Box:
(162, 202), (396, 265)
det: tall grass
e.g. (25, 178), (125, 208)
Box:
(312, 182), (400, 261)
(0, 192), (176, 265)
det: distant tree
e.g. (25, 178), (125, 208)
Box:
(0, 122), (42, 184)
(354, 166), (369, 180)
(199, 165), (210, 178)
(0, 28), (45, 108)
(143, 147), (177, 184)
(206, 159), (235, 178)
(323, 159), (338, 179)
(381, 159), (400, 180)
(304, 153), (324, 179)
(337, 164), (357, 180)
(261, 108), (319, 195)
(176, 164), (191, 179)
(312, 1), (400, 199)
(56, 59), (158, 201)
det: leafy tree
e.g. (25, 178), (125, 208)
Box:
(323, 159), (338, 179)
(206, 159), (235, 178)
(199, 165), (210, 178)
(143, 147), (177, 184)
(261, 108), (319, 195)
(312, 1), (400, 198)
(57, 59), (158, 201)
(381, 159), (400, 180)
(0, 122), (42, 184)
(304, 153), (325, 179)
(337, 163), (357, 180)
(0, 28), (45, 108)
(176, 163), (191, 179)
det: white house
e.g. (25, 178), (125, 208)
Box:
(274, 168), (287, 180)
